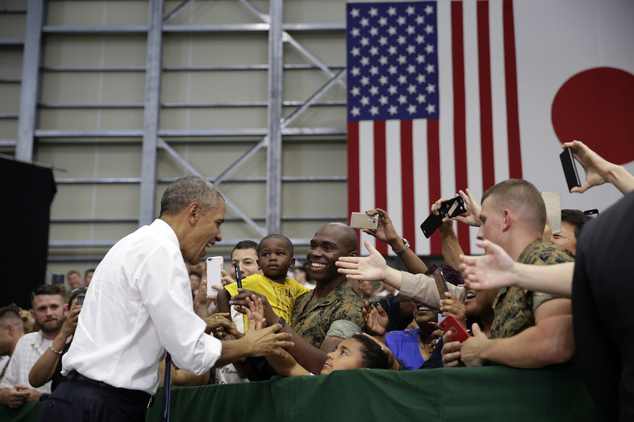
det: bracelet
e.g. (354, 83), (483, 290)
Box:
(393, 238), (410, 256)
(49, 345), (63, 355)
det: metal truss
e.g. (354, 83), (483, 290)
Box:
(11, 0), (348, 253)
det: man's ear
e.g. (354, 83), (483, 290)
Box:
(187, 202), (201, 225)
(6, 323), (15, 336)
(502, 209), (512, 232)
(289, 257), (296, 270)
(257, 259), (262, 271)
(29, 309), (35, 321)
(64, 303), (69, 316)
(349, 250), (359, 257)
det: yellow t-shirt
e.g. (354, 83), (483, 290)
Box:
(224, 274), (310, 331)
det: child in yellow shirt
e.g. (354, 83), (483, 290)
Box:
(219, 234), (309, 330)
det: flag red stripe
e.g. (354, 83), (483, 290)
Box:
(400, 120), (416, 253)
(347, 121), (361, 251)
(451, 1), (471, 255)
(373, 120), (388, 256)
(427, 119), (442, 255)
(503, 0), (522, 179)
(477, 1), (495, 191)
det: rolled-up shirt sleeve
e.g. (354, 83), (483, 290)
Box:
(398, 271), (465, 309)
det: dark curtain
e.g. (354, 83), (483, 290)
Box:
(0, 158), (57, 309)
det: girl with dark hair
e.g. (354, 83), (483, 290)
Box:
(246, 297), (394, 376)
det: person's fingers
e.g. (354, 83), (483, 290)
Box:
(364, 239), (378, 255)
(336, 257), (361, 265)
(362, 228), (377, 237)
(443, 353), (461, 367)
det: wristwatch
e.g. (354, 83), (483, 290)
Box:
(393, 238), (410, 256)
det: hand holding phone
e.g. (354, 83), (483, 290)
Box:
(206, 257), (224, 291)
(438, 314), (470, 343)
(234, 261), (242, 289)
(420, 196), (467, 238)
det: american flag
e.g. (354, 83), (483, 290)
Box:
(347, 0), (522, 256)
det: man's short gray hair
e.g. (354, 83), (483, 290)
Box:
(159, 176), (224, 217)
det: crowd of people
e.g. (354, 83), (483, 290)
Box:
(0, 140), (632, 421)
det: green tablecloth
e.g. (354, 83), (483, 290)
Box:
(0, 362), (604, 422)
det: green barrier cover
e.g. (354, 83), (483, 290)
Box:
(0, 362), (604, 422)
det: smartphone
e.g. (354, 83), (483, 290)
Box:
(560, 148), (581, 192)
(420, 196), (467, 238)
(350, 212), (379, 230)
(584, 209), (599, 218)
(434, 268), (448, 300)
(438, 315), (470, 343)
(77, 295), (85, 306)
(206, 257), (224, 292)
(234, 261), (242, 289)
(52, 274), (64, 286)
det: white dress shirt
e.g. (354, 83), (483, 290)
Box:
(0, 331), (53, 394)
(62, 219), (222, 394)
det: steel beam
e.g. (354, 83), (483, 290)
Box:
(42, 66), (146, 72)
(15, 0), (44, 162)
(33, 128), (346, 138)
(0, 140), (17, 146)
(0, 78), (21, 83)
(157, 138), (267, 236)
(138, 0), (164, 227)
(282, 69), (347, 128)
(42, 25), (148, 34)
(162, 0), (194, 23)
(0, 39), (24, 45)
(238, 0), (346, 89)
(265, 0), (284, 235)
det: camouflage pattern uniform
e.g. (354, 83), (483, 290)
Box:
(489, 240), (575, 339)
(291, 281), (364, 348)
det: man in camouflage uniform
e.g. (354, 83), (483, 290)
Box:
(444, 179), (575, 368)
(230, 223), (364, 375)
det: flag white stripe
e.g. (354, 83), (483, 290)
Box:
(412, 118), (430, 255)
(437, 0), (456, 203)
(463, 0), (483, 253)
(489, 0), (510, 185)
(385, 120), (403, 256)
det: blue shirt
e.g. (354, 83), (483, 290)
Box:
(385, 328), (425, 370)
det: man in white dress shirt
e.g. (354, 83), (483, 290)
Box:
(38, 176), (293, 422)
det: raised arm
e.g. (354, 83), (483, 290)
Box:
(564, 140), (634, 195)
(460, 240), (574, 298)
(245, 297), (310, 377)
(29, 305), (81, 388)
(229, 289), (329, 375)
(337, 240), (464, 308)
(363, 208), (428, 274)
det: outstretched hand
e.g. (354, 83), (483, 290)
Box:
(363, 301), (389, 337)
(336, 240), (387, 281)
(459, 240), (516, 290)
(245, 296), (266, 331)
(244, 323), (293, 358)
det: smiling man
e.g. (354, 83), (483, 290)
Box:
(0, 285), (67, 408)
(229, 223), (365, 375)
(39, 176), (293, 422)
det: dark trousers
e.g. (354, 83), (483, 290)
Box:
(38, 373), (151, 422)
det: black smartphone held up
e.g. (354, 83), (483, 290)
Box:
(584, 209), (599, 218)
(52, 273), (65, 286)
(560, 148), (581, 192)
(420, 196), (467, 238)
(77, 295), (85, 306)
(234, 261), (242, 289)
